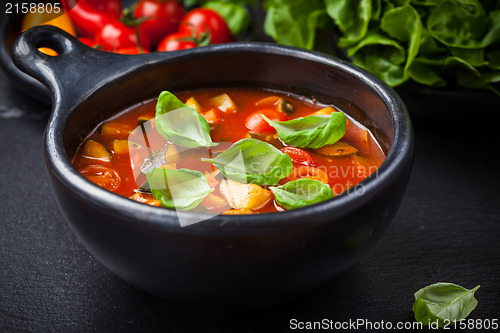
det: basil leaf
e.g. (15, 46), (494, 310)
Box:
(204, 1), (251, 36)
(147, 167), (213, 210)
(201, 138), (293, 186)
(155, 91), (216, 148)
(271, 179), (334, 210)
(262, 112), (346, 149)
(413, 282), (480, 328)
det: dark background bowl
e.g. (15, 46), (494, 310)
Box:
(11, 25), (413, 308)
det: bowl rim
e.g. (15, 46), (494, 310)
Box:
(44, 42), (413, 233)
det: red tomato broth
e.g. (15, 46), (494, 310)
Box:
(71, 88), (385, 214)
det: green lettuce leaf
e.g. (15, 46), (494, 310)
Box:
(203, 1), (251, 36)
(325, 0), (372, 48)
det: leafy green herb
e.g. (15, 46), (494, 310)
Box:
(262, 112), (346, 149)
(412, 282), (480, 327)
(147, 167), (213, 210)
(155, 91), (217, 148)
(204, 1), (251, 36)
(271, 179), (334, 210)
(263, 0), (327, 49)
(201, 138), (293, 186)
(263, 0), (500, 95)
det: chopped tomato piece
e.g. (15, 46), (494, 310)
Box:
(245, 109), (287, 133)
(78, 165), (121, 191)
(129, 192), (161, 207)
(281, 147), (317, 166)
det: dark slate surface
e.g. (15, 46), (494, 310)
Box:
(1, 66), (499, 333)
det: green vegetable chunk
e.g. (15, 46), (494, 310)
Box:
(201, 138), (293, 186)
(262, 112), (346, 149)
(412, 282), (480, 328)
(155, 91), (217, 148)
(271, 179), (334, 210)
(147, 168), (213, 210)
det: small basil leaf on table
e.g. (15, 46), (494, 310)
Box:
(271, 179), (334, 210)
(147, 167), (213, 210)
(412, 282), (480, 328)
(201, 138), (293, 186)
(155, 91), (217, 148)
(261, 112), (346, 149)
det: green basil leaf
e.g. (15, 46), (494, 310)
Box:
(427, 0), (487, 48)
(263, 0), (326, 49)
(201, 138), (293, 186)
(271, 179), (334, 210)
(413, 282), (480, 327)
(262, 112), (346, 149)
(147, 167), (213, 210)
(203, 1), (251, 36)
(155, 91), (216, 148)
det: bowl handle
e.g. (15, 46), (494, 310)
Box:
(11, 25), (168, 110)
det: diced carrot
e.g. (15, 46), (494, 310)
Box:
(82, 140), (111, 161)
(210, 93), (237, 113)
(185, 97), (203, 113)
(164, 144), (179, 163)
(202, 109), (221, 124)
(310, 106), (337, 116)
(204, 170), (220, 189)
(219, 180), (272, 210)
(129, 192), (161, 207)
(222, 208), (254, 215)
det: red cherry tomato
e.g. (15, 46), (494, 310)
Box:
(157, 32), (197, 52)
(178, 8), (232, 44)
(78, 165), (121, 191)
(62, 0), (122, 38)
(95, 20), (151, 52)
(245, 109), (287, 133)
(115, 47), (149, 55)
(78, 37), (97, 48)
(280, 147), (317, 167)
(134, 0), (185, 48)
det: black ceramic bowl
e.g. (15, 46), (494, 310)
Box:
(12, 26), (413, 307)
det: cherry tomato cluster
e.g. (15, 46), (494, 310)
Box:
(60, 0), (233, 54)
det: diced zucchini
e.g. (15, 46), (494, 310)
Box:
(315, 142), (358, 157)
(164, 144), (179, 163)
(202, 193), (229, 210)
(185, 97), (203, 113)
(210, 93), (237, 113)
(82, 140), (111, 161)
(222, 208), (255, 215)
(255, 96), (294, 114)
(101, 121), (135, 136)
(112, 139), (141, 155)
(219, 180), (272, 210)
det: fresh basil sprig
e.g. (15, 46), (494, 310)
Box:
(271, 179), (334, 210)
(412, 282), (481, 328)
(201, 138), (293, 186)
(147, 167), (213, 210)
(155, 91), (217, 148)
(262, 112), (346, 149)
